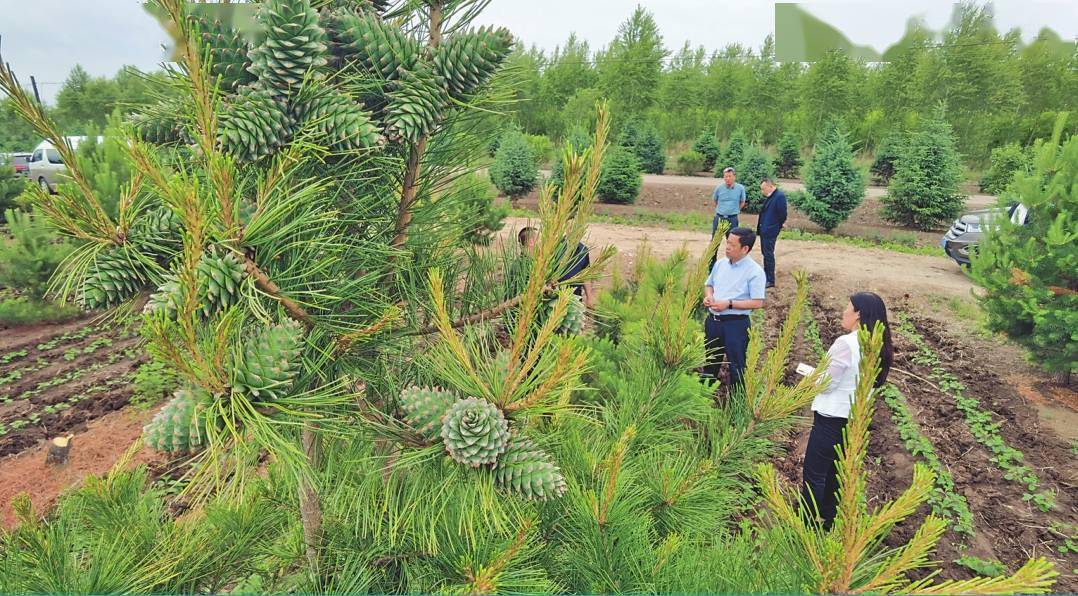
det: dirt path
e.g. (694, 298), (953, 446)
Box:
(505, 216), (974, 301)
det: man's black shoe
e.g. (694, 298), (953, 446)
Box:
(765, 282), (776, 289)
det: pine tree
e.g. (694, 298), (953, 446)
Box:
(798, 120), (865, 231)
(618, 119), (665, 174)
(715, 129), (747, 176)
(973, 117), (1077, 382)
(979, 142), (1030, 194)
(692, 131), (720, 171)
(738, 144), (777, 213)
(597, 146), (642, 204)
(490, 131), (538, 199)
(774, 130), (802, 178)
(882, 108), (966, 230)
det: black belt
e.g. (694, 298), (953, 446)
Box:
(711, 313), (749, 321)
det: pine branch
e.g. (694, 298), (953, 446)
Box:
(903, 557), (1058, 595)
(241, 254), (315, 328)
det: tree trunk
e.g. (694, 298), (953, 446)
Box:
(45, 435), (73, 465)
(298, 427), (323, 574)
(1055, 370), (1072, 387)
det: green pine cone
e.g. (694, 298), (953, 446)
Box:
(440, 397), (509, 467)
(294, 87), (381, 150)
(128, 103), (186, 145)
(131, 208), (183, 260)
(143, 275), (183, 317)
(81, 248), (152, 310)
(492, 432), (567, 501)
(247, 0), (328, 95)
(382, 66), (449, 144)
(218, 85), (294, 162)
(433, 26), (513, 99)
(400, 385), (457, 440)
(190, 16), (255, 92)
(196, 249), (246, 318)
(324, 9), (419, 80)
(547, 294), (586, 335)
(232, 320), (305, 402)
(143, 388), (210, 454)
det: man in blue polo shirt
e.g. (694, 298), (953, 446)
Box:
(712, 166), (746, 237)
(703, 227), (766, 391)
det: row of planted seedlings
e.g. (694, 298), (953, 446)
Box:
(800, 294), (975, 538)
(0, 345), (143, 437)
(893, 315), (1056, 512)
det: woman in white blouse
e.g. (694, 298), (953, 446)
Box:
(801, 292), (893, 529)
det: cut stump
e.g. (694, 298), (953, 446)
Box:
(45, 435), (74, 466)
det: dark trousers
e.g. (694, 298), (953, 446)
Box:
(801, 412), (848, 529)
(712, 213), (739, 238)
(703, 314), (750, 391)
(760, 234), (777, 285)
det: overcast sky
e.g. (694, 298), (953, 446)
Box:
(0, 1), (1073, 104)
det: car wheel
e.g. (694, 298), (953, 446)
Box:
(38, 177), (51, 194)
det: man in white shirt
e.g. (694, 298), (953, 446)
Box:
(703, 227), (766, 391)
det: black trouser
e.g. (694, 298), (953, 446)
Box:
(759, 234), (777, 285)
(703, 313), (750, 391)
(801, 412), (848, 529)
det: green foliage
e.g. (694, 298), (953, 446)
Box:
(0, 208), (75, 300)
(597, 146), (642, 204)
(0, 97), (38, 152)
(882, 108), (966, 230)
(738, 144), (777, 213)
(0, 158), (28, 219)
(490, 131), (538, 198)
(798, 121), (865, 231)
(597, 6), (667, 120)
(979, 142), (1030, 194)
(131, 360), (182, 409)
(715, 129), (748, 175)
(618, 119), (665, 174)
(675, 150), (705, 175)
(956, 556), (1008, 577)
(692, 132), (720, 171)
(870, 131), (905, 184)
(973, 120), (1077, 376)
(73, 112), (135, 219)
(0, 296), (81, 326)
(523, 133), (554, 166)
(774, 130), (802, 178)
(444, 172), (508, 246)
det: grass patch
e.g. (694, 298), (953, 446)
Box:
(0, 296), (82, 326)
(511, 208), (945, 257)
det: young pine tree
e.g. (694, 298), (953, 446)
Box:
(973, 117), (1077, 384)
(774, 130), (802, 178)
(490, 131), (538, 199)
(619, 119), (665, 174)
(597, 146), (642, 204)
(979, 142), (1030, 194)
(714, 129), (747, 176)
(738, 144), (777, 213)
(799, 120), (865, 232)
(692, 131), (720, 172)
(882, 108), (966, 230)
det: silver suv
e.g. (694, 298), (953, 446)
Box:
(941, 203), (1028, 267)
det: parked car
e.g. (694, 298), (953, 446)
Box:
(26, 137), (100, 194)
(941, 202), (1029, 267)
(1, 152), (32, 178)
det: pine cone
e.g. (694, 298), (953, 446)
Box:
(440, 397), (509, 467)
(190, 16), (255, 92)
(247, 0), (328, 95)
(128, 102), (186, 144)
(492, 432), (567, 501)
(433, 26), (513, 99)
(80, 248), (152, 310)
(131, 208), (183, 260)
(143, 275), (183, 317)
(382, 65), (449, 144)
(196, 248), (246, 318)
(143, 388), (210, 454)
(547, 294), (586, 335)
(232, 319), (305, 402)
(400, 385), (457, 440)
(294, 86), (381, 150)
(324, 9), (419, 80)
(218, 85), (295, 162)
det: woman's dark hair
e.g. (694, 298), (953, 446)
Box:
(850, 292), (893, 387)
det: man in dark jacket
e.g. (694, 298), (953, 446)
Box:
(756, 177), (788, 288)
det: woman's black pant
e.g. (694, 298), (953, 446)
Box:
(801, 411), (848, 529)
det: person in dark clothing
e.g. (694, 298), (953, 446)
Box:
(756, 177), (788, 288)
(517, 227), (593, 308)
(702, 227), (766, 392)
(800, 292), (893, 530)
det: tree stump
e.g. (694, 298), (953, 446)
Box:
(45, 434), (73, 466)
